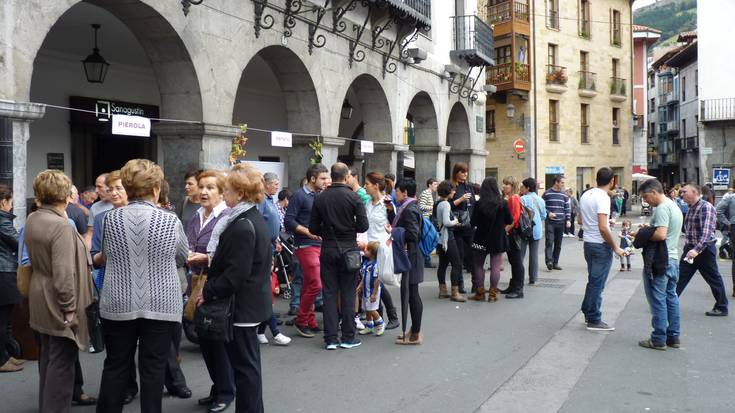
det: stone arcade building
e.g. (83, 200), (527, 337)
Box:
(0, 0), (494, 223)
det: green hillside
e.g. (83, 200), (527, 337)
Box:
(633, 0), (696, 47)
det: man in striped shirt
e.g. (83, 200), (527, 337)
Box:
(542, 175), (571, 270)
(677, 183), (729, 316)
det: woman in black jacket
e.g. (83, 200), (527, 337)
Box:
(469, 178), (512, 302)
(393, 179), (425, 345)
(198, 163), (272, 413)
(0, 184), (22, 373)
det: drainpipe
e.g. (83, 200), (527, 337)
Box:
(532, 0), (538, 180)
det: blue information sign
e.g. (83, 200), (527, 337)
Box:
(713, 168), (730, 187)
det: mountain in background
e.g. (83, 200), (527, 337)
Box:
(633, 0), (696, 47)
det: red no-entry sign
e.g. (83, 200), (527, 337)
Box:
(513, 139), (526, 154)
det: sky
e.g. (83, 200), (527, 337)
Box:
(633, 0), (658, 11)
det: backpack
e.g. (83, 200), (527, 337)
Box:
(419, 215), (440, 257)
(517, 204), (535, 240)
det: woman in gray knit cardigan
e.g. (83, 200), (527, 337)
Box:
(95, 159), (188, 413)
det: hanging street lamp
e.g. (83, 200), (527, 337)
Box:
(82, 24), (110, 84)
(341, 99), (353, 120)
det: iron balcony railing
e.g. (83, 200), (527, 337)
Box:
(487, 0), (530, 25)
(386, 0), (431, 23)
(546, 65), (568, 85)
(701, 98), (735, 122)
(450, 15), (494, 66)
(610, 77), (626, 95)
(578, 71), (597, 90)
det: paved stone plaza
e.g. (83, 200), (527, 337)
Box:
(5, 213), (735, 412)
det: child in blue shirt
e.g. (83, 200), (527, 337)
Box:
(358, 241), (384, 336)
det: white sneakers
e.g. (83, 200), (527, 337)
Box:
(355, 316), (365, 330)
(257, 333), (292, 345)
(273, 333), (291, 346)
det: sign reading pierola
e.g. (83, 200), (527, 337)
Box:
(111, 114), (151, 137)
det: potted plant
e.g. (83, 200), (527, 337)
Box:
(229, 124), (248, 165)
(309, 138), (323, 165)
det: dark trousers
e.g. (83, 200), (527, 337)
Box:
(566, 214), (576, 235)
(545, 221), (565, 265)
(400, 276), (423, 334)
(38, 333), (77, 413)
(257, 313), (280, 336)
(507, 237), (525, 292)
(730, 224), (735, 288)
(0, 304), (13, 365)
(97, 318), (176, 413)
(677, 243), (729, 312)
(200, 338), (235, 403)
(437, 237), (462, 286)
(378, 288), (398, 322)
(225, 326), (264, 413)
(164, 323), (187, 392)
(454, 227), (474, 274)
(320, 246), (358, 344)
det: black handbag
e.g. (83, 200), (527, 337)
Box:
(328, 224), (362, 273)
(86, 300), (105, 353)
(194, 296), (234, 342)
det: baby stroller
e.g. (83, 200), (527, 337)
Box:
(719, 224), (732, 260)
(274, 232), (295, 300)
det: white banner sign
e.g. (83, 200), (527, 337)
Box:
(271, 131), (293, 147)
(111, 114), (150, 137)
(361, 140), (374, 153)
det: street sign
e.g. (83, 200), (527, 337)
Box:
(701, 147), (713, 155)
(713, 168), (730, 189)
(111, 114), (150, 137)
(513, 139), (526, 154)
(271, 131), (292, 147)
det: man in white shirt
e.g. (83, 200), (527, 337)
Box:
(579, 167), (625, 331)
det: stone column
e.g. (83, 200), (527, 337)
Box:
(447, 148), (489, 183)
(364, 143), (406, 177)
(286, 136), (316, 190)
(153, 122), (240, 208)
(320, 136), (347, 169)
(0, 101), (46, 226)
(412, 145), (451, 185)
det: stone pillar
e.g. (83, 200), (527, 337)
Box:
(412, 145), (450, 185)
(284, 136), (345, 190)
(364, 143), (406, 177)
(448, 148), (489, 183)
(153, 122), (240, 208)
(0, 101), (46, 226)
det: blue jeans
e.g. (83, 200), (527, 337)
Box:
(581, 242), (613, 323)
(642, 259), (680, 344)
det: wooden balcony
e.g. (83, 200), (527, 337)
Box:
(487, 0), (530, 37)
(486, 62), (531, 92)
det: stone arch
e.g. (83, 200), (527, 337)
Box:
(25, 0), (203, 208)
(338, 73), (393, 175)
(233, 45), (321, 188)
(406, 91), (439, 146)
(29, 0), (202, 120)
(446, 102), (472, 150)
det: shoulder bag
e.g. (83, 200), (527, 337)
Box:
(328, 223), (362, 273)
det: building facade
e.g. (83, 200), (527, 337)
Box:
(632, 24), (660, 178)
(698, 0), (735, 195)
(0, 0), (493, 224)
(479, 0), (633, 193)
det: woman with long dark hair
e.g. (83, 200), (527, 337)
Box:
(501, 176), (526, 299)
(468, 178), (512, 301)
(450, 162), (474, 293)
(435, 181), (466, 302)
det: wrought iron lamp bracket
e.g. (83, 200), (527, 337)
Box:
(308, 1), (331, 54)
(348, 2), (372, 67)
(333, 0), (359, 33)
(253, 0), (275, 38)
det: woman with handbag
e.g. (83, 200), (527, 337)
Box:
(0, 184), (23, 373)
(197, 163), (272, 413)
(363, 172), (400, 330)
(468, 178), (512, 302)
(501, 176), (526, 299)
(24, 170), (94, 412)
(95, 159), (188, 413)
(450, 162), (474, 293)
(434, 181), (466, 302)
(184, 170), (235, 412)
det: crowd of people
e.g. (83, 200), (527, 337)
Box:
(0, 158), (732, 413)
